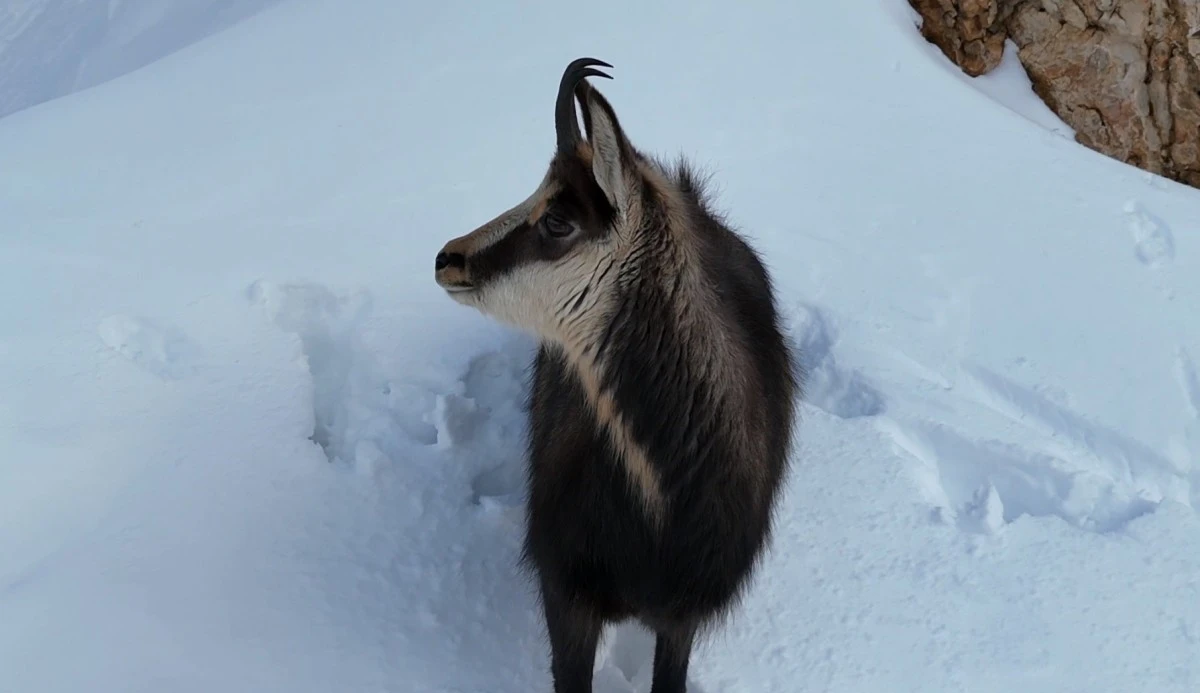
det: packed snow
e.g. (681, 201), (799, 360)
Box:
(2, 1), (1199, 691)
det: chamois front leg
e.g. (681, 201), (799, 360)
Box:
(650, 624), (697, 693)
(539, 579), (602, 693)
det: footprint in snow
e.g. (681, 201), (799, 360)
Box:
(97, 314), (201, 380)
(428, 344), (533, 507)
(788, 303), (885, 419)
(248, 279), (440, 472)
(248, 279), (374, 465)
(884, 363), (1180, 535)
(1124, 200), (1175, 268)
(888, 419), (1158, 535)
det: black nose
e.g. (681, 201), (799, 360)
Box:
(435, 251), (465, 271)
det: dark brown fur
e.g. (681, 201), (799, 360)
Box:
(434, 58), (800, 693)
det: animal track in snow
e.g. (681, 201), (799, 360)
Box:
(97, 314), (200, 380)
(248, 280), (437, 471)
(789, 303), (885, 419)
(887, 419), (1158, 535)
(885, 363), (1186, 535)
(1124, 200), (1175, 268)
(961, 364), (1185, 483)
(429, 345), (533, 507)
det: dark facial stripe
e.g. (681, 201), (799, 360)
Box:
(469, 221), (537, 285)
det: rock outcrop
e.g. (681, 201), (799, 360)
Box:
(911, 0), (1011, 76)
(910, 0), (1200, 188)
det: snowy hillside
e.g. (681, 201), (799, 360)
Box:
(2, 1), (1199, 691)
(0, 0), (279, 119)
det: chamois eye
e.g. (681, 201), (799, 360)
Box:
(541, 213), (575, 238)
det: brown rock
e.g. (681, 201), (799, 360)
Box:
(909, 0), (1200, 189)
(910, 0), (1011, 76)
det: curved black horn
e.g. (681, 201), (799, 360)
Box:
(555, 57), (613, 153)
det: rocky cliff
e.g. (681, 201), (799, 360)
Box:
(911, 0), (1200, 188)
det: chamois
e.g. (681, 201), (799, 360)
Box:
(434, 58), (800, 693)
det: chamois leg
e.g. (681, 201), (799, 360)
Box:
(540, 582), (602, 693)
(650, 624), (697, 693)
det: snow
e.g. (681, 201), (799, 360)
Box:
(2, 0), (1200, 691)
(955, 38), (1077, 139)
(0, 0), (280, 119)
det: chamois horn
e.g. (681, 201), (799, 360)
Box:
(555, 57), (612, 154)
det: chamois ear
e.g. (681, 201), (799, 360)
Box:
(575, 81), (637, 212)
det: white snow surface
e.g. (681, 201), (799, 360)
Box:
(958, 38), (1076, 139)
(3, 1), (1200, 691)
(0, 0), (280, 119)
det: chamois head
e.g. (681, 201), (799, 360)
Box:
(434, 58), (655, 345)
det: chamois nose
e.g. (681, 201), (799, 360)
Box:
(435, 251), (465, 271)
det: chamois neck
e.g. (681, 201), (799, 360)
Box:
(607, 212), (745, 412)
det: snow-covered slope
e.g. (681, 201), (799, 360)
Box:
(2, 1), (1199, 691)
(0, 0), (279, 119)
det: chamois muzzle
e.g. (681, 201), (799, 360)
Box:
(434, 237), (472, 292)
